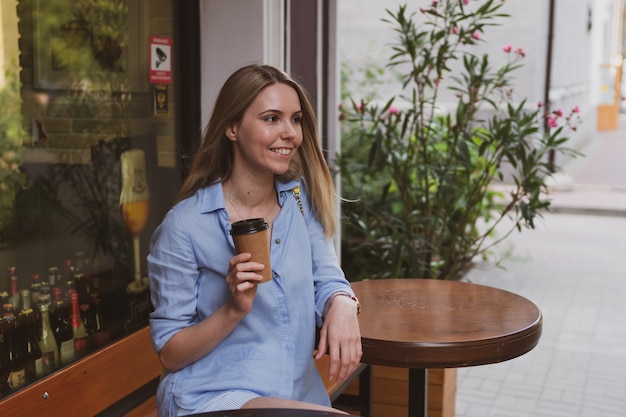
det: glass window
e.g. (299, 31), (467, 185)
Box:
(0, 0), (178, 397)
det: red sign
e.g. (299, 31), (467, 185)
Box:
(150, 36), (173, 84)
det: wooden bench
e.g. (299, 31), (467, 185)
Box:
(124, 350), (370, 417)
(0, 326), (162, 417)
(0, 324), (369, 416)
(317, 355), (371, 416)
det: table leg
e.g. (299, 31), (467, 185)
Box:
(408, 368), (428, 417)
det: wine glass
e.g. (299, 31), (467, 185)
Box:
(119, 149), (150, 294)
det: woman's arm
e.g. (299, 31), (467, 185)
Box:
(296, 183), (363, 383)
(315, 293), (362, 383)
(157, 253), (264, 372)
(149, 207), (265, 372)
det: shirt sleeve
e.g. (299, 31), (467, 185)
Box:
(147, 206), (200, 352)
(298, 182), (355, 327)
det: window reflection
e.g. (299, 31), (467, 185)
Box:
(0, 0), (176, 399)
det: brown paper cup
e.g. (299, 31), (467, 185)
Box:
(230, 218), (272, 283)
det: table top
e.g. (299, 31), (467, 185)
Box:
(351, 278), (543, 369)
(189, 409), (348, 417)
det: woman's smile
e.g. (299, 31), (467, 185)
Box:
(270, 147), (293, 156)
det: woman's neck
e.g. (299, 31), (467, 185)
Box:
(223, 176), (279, 223)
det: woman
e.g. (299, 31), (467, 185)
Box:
(148, 64), (362, 416)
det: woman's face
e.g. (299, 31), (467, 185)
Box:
(227, 82), (303, 178)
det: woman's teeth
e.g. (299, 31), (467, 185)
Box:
(271, 148), (291, 155)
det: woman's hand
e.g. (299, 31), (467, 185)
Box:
(226, 252), (266, 315)
(315, 294), (362, 383)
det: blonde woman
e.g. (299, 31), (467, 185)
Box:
(148, 64), (362, 416)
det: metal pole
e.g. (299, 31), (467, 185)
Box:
(545, 0), (556, 173)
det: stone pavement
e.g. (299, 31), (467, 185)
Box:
(454, 114), (626, 417)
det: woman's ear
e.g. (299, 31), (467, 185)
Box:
(225, 123), (238, 142)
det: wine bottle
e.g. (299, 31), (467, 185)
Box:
(0, 315), (11, 394)
(30, 273), (42, 307)
(23, 287), (41, 343)
(51, 288), (74, 366)
(19, 308), (42, 383)
(47, 266), (58, 288)
(37, 303), (58, 376)
(69, 291), (87, 358)
(62, 260), (75, 297)
(19, 289), (31, 313)
(7, 268), (19, 311)
(3, 304), (27, 391)
(5, 267), (15, 293)
(73, 272), (91, 306)
(89, 295), (110, 348)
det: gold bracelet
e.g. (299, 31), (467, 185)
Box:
(334, 292), (362, 315)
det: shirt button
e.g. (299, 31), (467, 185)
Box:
(274, 238), (281, 244)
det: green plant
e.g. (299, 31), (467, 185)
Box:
(338, 0), (580, 281)
(0, 69), (27, 245)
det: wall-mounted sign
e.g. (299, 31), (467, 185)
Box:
(150, 36), (172, 84)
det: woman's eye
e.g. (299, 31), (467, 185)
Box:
(265, 115), (278, 122)
(292, 116), (302, 124)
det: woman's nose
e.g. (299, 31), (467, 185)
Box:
(281, 120), (297, 139)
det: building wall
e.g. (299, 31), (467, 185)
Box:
(199, 0), (266, 129)
(197, 0), (335, 151)
(17, 0), (176, 169)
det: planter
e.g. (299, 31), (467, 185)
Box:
(343, 365), (456, 417)
(370, 366), (456, 417)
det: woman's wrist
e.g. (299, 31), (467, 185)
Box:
(324, 292), (362, 317)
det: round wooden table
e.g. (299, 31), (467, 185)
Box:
(351, 278), (543, 417)
(189, 409), (348, 417)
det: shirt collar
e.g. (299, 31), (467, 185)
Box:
(198, 178), (302, 214)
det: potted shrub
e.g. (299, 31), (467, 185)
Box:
(337, 1), (580, 416)
(338, 0), (580, 282)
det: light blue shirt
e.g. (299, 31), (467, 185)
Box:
(148, 179), (353, 416)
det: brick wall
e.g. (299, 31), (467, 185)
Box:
(17, 0), (176, 168)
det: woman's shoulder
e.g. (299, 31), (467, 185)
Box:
(173, 182), (224, 213)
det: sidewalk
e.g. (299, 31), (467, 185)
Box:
(455, 114), (626, 417)
(548, 113), (626, 216)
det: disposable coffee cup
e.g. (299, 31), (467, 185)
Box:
(230, 218), (272, 283)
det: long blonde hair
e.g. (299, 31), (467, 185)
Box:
(176, 64), (336, 237)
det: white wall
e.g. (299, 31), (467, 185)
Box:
(199, 0), (284, 129)
(338, 1), (550, 103)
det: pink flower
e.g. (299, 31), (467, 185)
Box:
(451, 26), (460, 35)
(388, 106), (399, 115)
(503, 44), (512, 53)
(514, 47), (525, 57)
(472, 31), (481, 40)
(553, 109), (563, 118)
(572, 105), (580, 113)
(432, 1), (439, 7)
(537, 101), (544, 108)
(462, 0), (470, 5)
(356, 103), (363, 112)
(547, 117), (558, 128)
